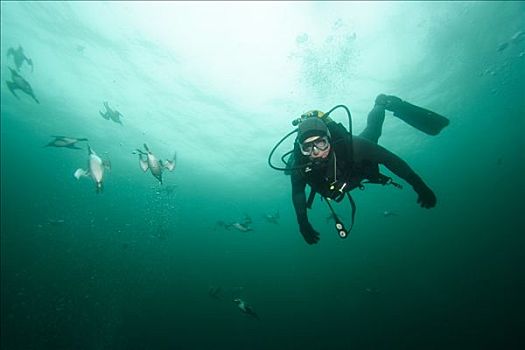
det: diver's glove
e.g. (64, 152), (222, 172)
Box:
(299, 221), (320, 245)
(414, 183), (437, 208)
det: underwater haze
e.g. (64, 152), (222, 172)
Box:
(1, 1), (524, 349)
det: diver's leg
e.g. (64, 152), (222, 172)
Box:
(358, 98), (386, 144)
(377, 94), (449, 135)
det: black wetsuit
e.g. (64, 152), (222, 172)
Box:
(291, 103), (437, 245)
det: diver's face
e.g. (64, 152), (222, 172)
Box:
(301, 135), (331, 160)
(310, 146), (330, 161)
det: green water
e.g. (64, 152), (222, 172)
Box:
(1, 1), (524, 349)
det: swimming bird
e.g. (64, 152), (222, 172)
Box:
(99, 101), (124, 125)
(5, 67), (39, 103)
(233, 298), (259, 320)
(74, 145), (111, 193)
(7, 45), (33, 72)
(263, 211), (280, 224)
(216, 215), (253, 232)
(133, 143), (176, 184)
(230, 222), (253, 232)
(45, 136), (88, 149)
(231, 214), (253, 232)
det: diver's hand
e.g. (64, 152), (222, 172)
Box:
(299, 222), (320, 244)
(415, 184), (436, 208)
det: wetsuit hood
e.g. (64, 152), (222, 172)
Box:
(297, 118), (330, 144)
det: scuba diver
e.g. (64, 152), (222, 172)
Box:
(268, 94), (449, 244)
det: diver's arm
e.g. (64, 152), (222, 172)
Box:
(291, 172), (307, 222)
(291, 172), (320, 244)
(355, 138), (437, 208)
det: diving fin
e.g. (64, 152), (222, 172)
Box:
(380, 95), (450, 136)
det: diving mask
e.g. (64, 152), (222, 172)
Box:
(299, 136), (330, 156)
